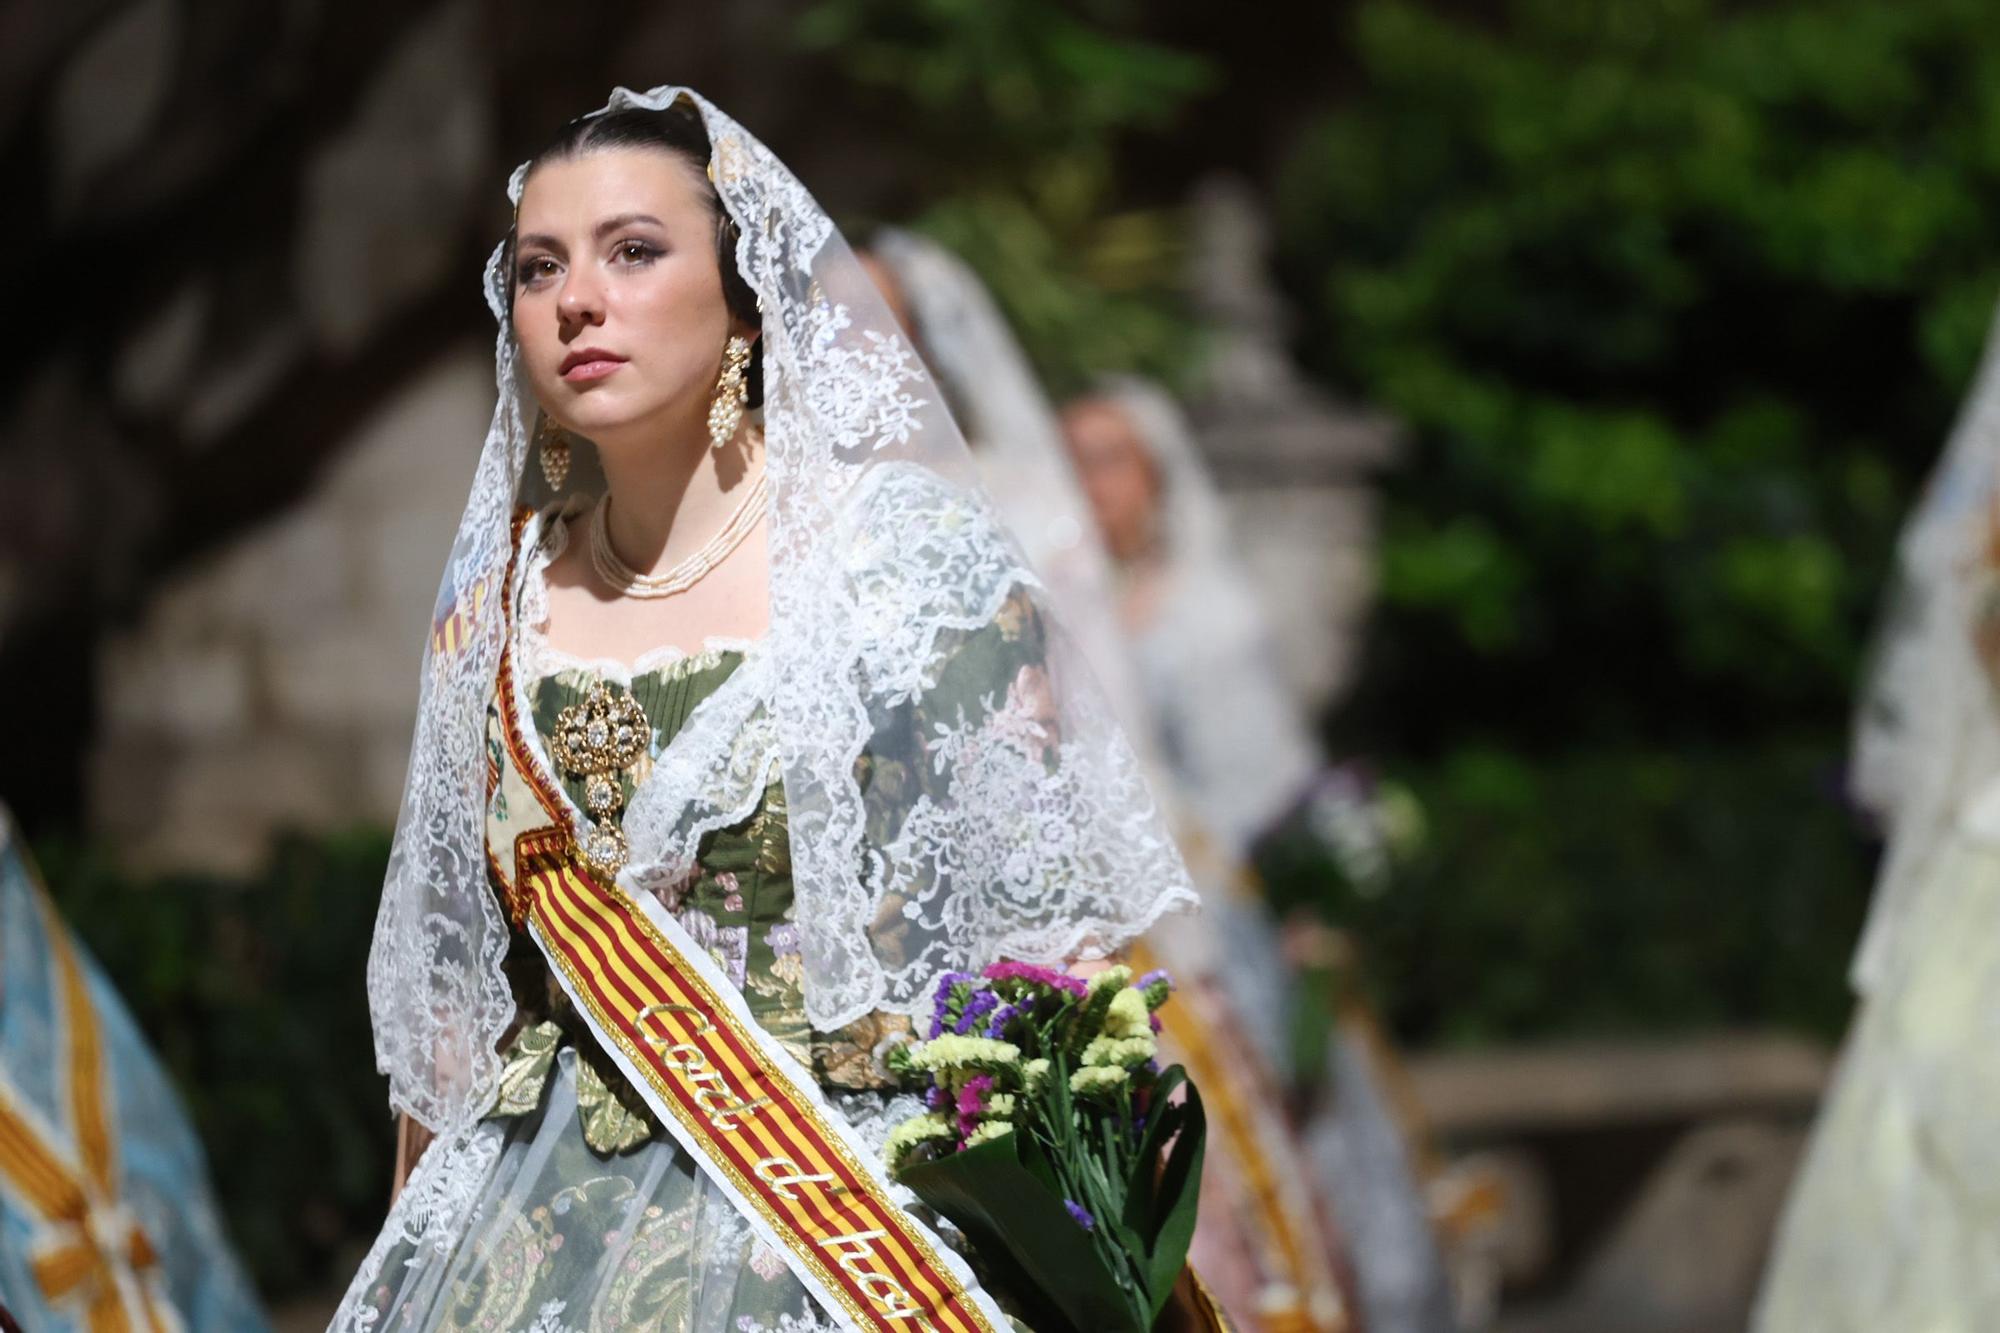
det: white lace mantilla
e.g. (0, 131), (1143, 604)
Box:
(365, 84), (1195, 1138)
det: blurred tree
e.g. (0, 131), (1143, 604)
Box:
(1270, 0), (2000, 1041)
(795, 0), (1217, 392)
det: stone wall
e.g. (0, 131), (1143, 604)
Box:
(89, 347), (489, 872)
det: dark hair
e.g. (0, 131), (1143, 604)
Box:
(510, 99), (763, 407)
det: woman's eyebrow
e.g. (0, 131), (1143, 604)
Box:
(593, 212), (665, 237)
(516, 214), (666, 253)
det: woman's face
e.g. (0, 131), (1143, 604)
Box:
(1061, 397), (1161, 564)
(512, 147), (745, 452)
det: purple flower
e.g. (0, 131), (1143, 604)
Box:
(928, 971), (978, 1038)
(1136, 969), (1171, 991)
(1063, 1200), (1095, 1232)
(954, 989), (1000, 1035)
(983, 1002), (1021, 1040)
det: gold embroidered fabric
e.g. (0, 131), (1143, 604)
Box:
(490, 1020), (659, 1155)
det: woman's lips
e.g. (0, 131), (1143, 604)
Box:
(562, 357), (627, 383)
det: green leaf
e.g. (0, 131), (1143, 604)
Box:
(1144, 1083), (1206, 1323)
(900, 1136), (1150, 1333)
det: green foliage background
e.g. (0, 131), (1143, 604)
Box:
(799, 0), (1216, 393)
(1263, 0), (2000, 1043)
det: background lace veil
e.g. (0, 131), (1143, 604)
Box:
(1847, 299), (2000, 996)
(368, 86), (1195, 1135)
(870, 229), (1161, 760)
(1098, 377), (1322, 861)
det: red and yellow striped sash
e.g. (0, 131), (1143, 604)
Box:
(489, 506), (1007, 1333)
(516, 833), (1005, 1332)
(1132, 940), (1350, 1333)
(0, 861), (174, 1332)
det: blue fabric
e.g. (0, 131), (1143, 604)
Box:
(0, 809), (269, 1332)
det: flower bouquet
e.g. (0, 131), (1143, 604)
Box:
(885, 963), (1208, 1333)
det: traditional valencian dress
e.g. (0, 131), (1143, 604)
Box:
(1090, 379), (1460, 1333)
(1754, 303), (2000, 1331)
(333, 87), (1199, 1333)
(0, 806), (269, 1332)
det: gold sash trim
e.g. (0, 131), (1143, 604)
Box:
(490, 506), (1008, 1333)
(0, 863), (176, 1333)
(1131, 941), (1350, 1333)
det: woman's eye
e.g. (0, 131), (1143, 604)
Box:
(615, 240), (660, 266)
(517, 257), (558, 286)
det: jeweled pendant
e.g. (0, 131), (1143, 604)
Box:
(585, 774), (621, 816)
(579, 821), (629, 878)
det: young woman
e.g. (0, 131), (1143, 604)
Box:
(334, 87), (1196, 1333)
(1061, 382), (1462, 1333)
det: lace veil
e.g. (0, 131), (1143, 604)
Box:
(869, 230), (1164, 759)
(1099, 377), (1322, 860)
(367, 86), (1195, 1134)
(1848, 300), (2000, 995)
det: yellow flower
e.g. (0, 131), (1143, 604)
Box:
(903, 1034), (1021, 1073)
(884, 1113), (955, 1172)
(1071, 1065), (1129, 1096)
(1082, 1034), (1156, 1069)
(1104, 988), (1150, 1039)
(966, 1121), (1014, 1147)
(1085, 965), (1133, 996)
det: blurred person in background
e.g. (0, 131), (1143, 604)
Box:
(864, 231), (1358, 1333)
(335, 85), (1209, 1333)
(1060, 381), (1467, 1333)
(1755, 302), (2000, 1329)
(0, 805), (269, 1331)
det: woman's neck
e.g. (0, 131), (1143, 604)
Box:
(595, 406), (763, 573)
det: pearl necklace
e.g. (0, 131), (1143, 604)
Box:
(589, 469), (768, 599)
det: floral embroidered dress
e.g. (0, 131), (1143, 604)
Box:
(340, 501), (1046, 1333)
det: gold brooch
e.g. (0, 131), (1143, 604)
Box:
(551, 679), (649, 877)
